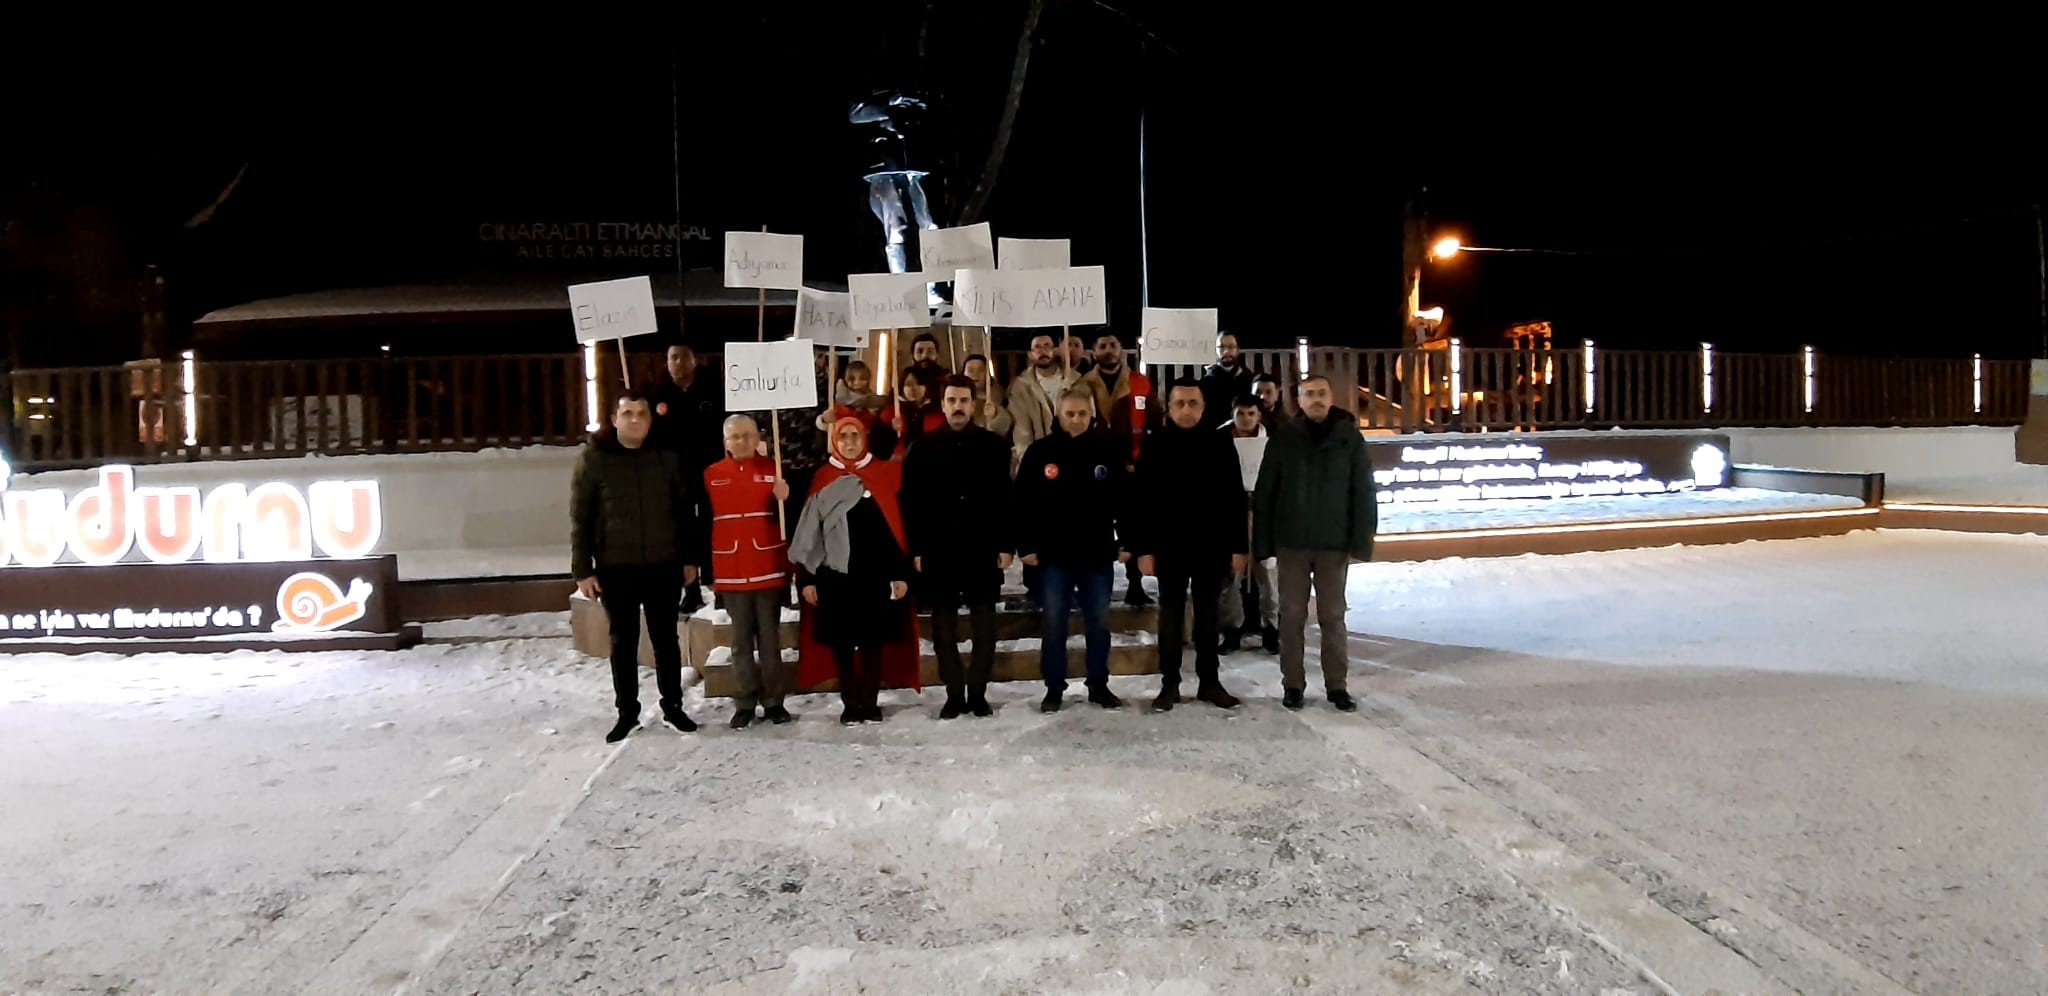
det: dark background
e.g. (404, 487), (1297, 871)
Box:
(5, 9), (2043, 367)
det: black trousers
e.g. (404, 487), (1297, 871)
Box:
(833, 642), (885, 712)
(597, 563), (685, 719)
(927, 587), (997, 694)
(1155, 555), (1228, 687)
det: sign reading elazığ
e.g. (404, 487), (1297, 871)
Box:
(0, 465), (381, 568)
(723, 231), (805, 290)
(1140, 308), (1219, 367)
(725, 339), (818, 410)
(952, 266), (1107, 328)
(567, 275), (658, 344)
(847, 272), (933, 330)
(795, 288), (867, 348)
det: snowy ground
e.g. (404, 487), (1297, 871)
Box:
(8, 529), (2048, 993)
(1884, 463), (2048, 504)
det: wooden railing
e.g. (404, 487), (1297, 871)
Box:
(1, 347), (2029, 470)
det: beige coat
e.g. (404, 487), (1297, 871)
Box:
(1005, 366), (1075, 460)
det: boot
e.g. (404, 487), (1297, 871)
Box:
(968, 685), (993, 717)
(679, 584), (705, 615)
(940, 684), (966, 720)
(1088, 686), (1125, 710)
(729, 708), (755, 731)
(1197, 682), (1242, 710)
(763, 704), (795, 725)
(1260, 626), (1279, 654)
(661, 706), (697, 733)
(1327, 689), (1358, 712)
(1217, 628), (1243, 654)
(1040, 689), (1063, 713)
(606, 716), (640, 743)
(1123, 586), (1153, 608)
(1282, 688), (1304, 711)
(1153, 678), (1181, 712)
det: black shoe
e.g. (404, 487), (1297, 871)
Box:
(763, 705), (794, 725)
(940, 686), (965, 720)
(1088, 686), (1125, 710)
(839, 708), (862, 725)
(1218, 628), (1243, 654)
(661, 707), (697, 733)
(606, 717), (640, 743)
(863, 704), (885, 723)
(1197, 683), (1242, 709)
(1153, 682), (1181, 712)
(729, 708), (755, 730)
(1123, 587), (1153, 608)
(1261, 627), (1279, 654)
(969, 693), (993, 717)
(679, 586), (705, 615)
(1282, 688), (1304, 711)
(1040, 689), (1063, 713)
(1328, 689), (1357, 712)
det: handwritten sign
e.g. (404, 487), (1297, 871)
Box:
(1140, 307), (1219, 366)
(918, 223), (995, 274)
(724, 339), (817, 411)
(847, 272), (933, 330)
(795, 288), (866, 348)
(952, 266), (1107, 328)
(566, 276), (657, 344)
(723, 231), (804, 290)
(998, 237), (1071, 270)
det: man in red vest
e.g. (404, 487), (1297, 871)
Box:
(704, 413), (795, 729)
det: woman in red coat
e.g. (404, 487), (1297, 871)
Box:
(789, 417), (922, 723)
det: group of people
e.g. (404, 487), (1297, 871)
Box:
(569, 331), (1376, 744)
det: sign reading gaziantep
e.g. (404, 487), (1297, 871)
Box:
(0, 465), (381, 567)
(1363, 435), (1731, 505)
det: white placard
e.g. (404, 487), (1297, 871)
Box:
(724, 339), (817, 411)
(567, 275), (658, 344)
(1140, 307), (1219, 366)
(952, 266), (1107, 328)
(723, 231), (805, 290)
(998, 237), (1071, 270)
(795, 288), (867, 348)
(847, 272), (933, 330)
(918, 222), (995, 274)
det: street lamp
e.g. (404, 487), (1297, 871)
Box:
(1430, 237), (1462, 260)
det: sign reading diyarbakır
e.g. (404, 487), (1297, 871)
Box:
(1363, 435), (1731, 504)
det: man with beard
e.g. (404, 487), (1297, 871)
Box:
(902, 375), (1014, 719)
(1198, 333), (1256, 430)
(1079, 331), (1155, 607)
(1253, 373), (1285, 430)
(1254, 375), (1377, 713)
(1006, 332), (1075, 465)
(908, 331), (948, 390)
(1130, 380), (1247, 711)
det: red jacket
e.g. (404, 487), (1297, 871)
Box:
(1082, 365), (1154, 466)
(703, 456), (791, 592)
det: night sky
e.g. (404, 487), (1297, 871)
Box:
(6, 11), (2043, 367)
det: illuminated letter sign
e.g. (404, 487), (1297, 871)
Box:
(0, 466), (382, 569)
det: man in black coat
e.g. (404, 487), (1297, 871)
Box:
(902, 375), (1014, 719)
(1198, 332), (1256, 430)
(1014, 388), (1130, 713)
(1130, 379), (1248, 710)
(648, 343), (725, 612)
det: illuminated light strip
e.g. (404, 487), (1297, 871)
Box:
(1972, 353), (1983, 414)
(180, 350), (198, 447)
(583, 342), (600, 432)
(1448, 338), (1463, 415)
(1374, 505), (1881, 543)
(1582, 339), (1596, 414)
(1802, 345), (1817, 413)
(1295, 335), (1310, 378)
(1699, 342), (1714, 414)
(1882, 501), (2048, 516)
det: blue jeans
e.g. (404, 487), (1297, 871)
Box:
(1040, 563), (1112, 690)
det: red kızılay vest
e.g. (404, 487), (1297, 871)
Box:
(703, 456), (790, 592)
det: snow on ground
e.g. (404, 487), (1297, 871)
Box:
(1346, 528), (2048, 696)
(1884, 464), (2048, 504)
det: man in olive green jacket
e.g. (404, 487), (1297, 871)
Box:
(572, 390), (705, 743)
(1252, 375), (1376, 712)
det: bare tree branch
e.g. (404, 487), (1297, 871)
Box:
(955, 0), (1044, 227)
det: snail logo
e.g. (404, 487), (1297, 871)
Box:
(1690, 443), (1729, 488)
(272, 572), (374, 633)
